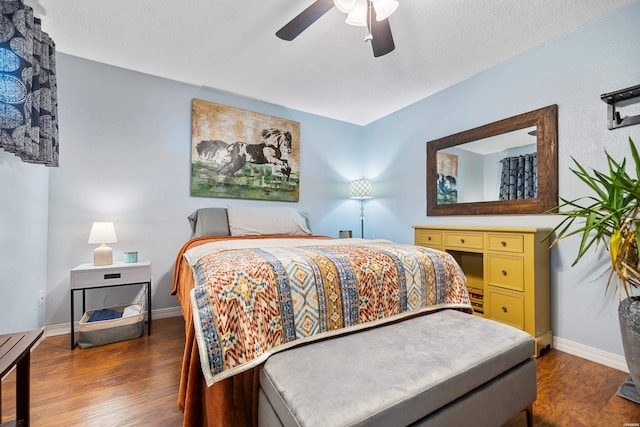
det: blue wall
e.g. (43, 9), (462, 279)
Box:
(0, 152), (48, 334)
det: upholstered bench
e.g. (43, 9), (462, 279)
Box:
(258, 309), (535, 427)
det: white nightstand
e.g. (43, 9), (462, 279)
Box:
(70, 261), (152, 349)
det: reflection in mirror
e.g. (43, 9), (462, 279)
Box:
(426, 105), (558, 216)
(437, 126), (537, 204)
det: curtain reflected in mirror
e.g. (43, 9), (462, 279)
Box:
(499, 152), (537, 200)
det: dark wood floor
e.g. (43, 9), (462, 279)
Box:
(503, 348), (640, 426)
(1, 317), (185, 426)
(2, 316), (639, 426)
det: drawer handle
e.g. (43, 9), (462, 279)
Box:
(501, 270), (507, 276)
(104, 273), (121, 280)
(428, 237), (432, 241)
(460, 238), (465, 244)
(501, 241), (507, 247)
(502, 306), (508, 313)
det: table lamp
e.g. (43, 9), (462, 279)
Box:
(88, 222), (118, 266)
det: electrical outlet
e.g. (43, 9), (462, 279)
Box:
(39, 289), (45, 307)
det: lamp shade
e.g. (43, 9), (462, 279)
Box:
(88, 222), (118, 244)
(334, 0), (398, 27)
(345, 0), (368, 26)
(372, 0), (399, 21)
(350, 179), (373, 199)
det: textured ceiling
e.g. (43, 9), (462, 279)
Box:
(28, 0), (633, 125)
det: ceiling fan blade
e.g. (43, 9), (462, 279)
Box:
(276, 0), (335, 41)
(369, 15), (395, 57)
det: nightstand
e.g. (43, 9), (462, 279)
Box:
(70, 261), (152, 349)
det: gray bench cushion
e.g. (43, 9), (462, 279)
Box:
(260, 309), (534, 427)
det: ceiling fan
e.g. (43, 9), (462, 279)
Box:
(276, 0), (398, 58)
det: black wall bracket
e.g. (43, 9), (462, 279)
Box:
(601, 84), (640, 130)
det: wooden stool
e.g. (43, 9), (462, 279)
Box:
(0, 330), (43, 427)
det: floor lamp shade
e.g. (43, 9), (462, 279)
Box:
(350, 179), (373, 199)
(88, 222), (117, 266)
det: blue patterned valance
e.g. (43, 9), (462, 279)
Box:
(0, 0), (58, 167)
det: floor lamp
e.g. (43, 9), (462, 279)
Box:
(350, 179), (372, 238)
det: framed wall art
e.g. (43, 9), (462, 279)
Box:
(191, 99), (301, 201)
(436, 152), (458, 204)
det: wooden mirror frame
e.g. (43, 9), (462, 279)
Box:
(426, 104), (558, 216)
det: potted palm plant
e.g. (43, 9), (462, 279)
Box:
(546, 136), (640, 404)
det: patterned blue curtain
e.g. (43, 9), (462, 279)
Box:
(499, 153), (537, 200)
(0, 0), (59, 167)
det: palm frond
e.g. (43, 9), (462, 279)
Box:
(545, 137), (640, 296)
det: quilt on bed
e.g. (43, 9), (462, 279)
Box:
(184, 238), (471, 386)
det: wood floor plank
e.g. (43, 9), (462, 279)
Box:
(2, 316), (639, 426)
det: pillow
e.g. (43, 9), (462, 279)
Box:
(188, 208), (231, 238)
(227, 205), (312, 236)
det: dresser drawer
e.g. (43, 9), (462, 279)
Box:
(70, 262), (151, 289)
(444, 232), (483, 250)
(487, 288), (524, 330)
(415, 230), (443, 248)
(487, 234), (524, 253)
(487, 254), (524, 291)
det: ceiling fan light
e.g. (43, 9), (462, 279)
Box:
(372, 0), (398, 21)
(334, 0), (358, 13)
(345, 1), (367, 26)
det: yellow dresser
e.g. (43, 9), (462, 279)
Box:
(414, 225), (552, 357)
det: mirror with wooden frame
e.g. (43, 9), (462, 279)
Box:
(426, 104), (558, 215)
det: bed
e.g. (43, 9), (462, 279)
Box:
(171, 206), (471, 426)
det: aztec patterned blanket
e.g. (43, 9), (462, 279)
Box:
(185, 238), (471, 386)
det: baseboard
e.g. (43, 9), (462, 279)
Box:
(149, 306), (182, 320)
(553, 336), (629, 373)
(45, 306), (182, 337)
